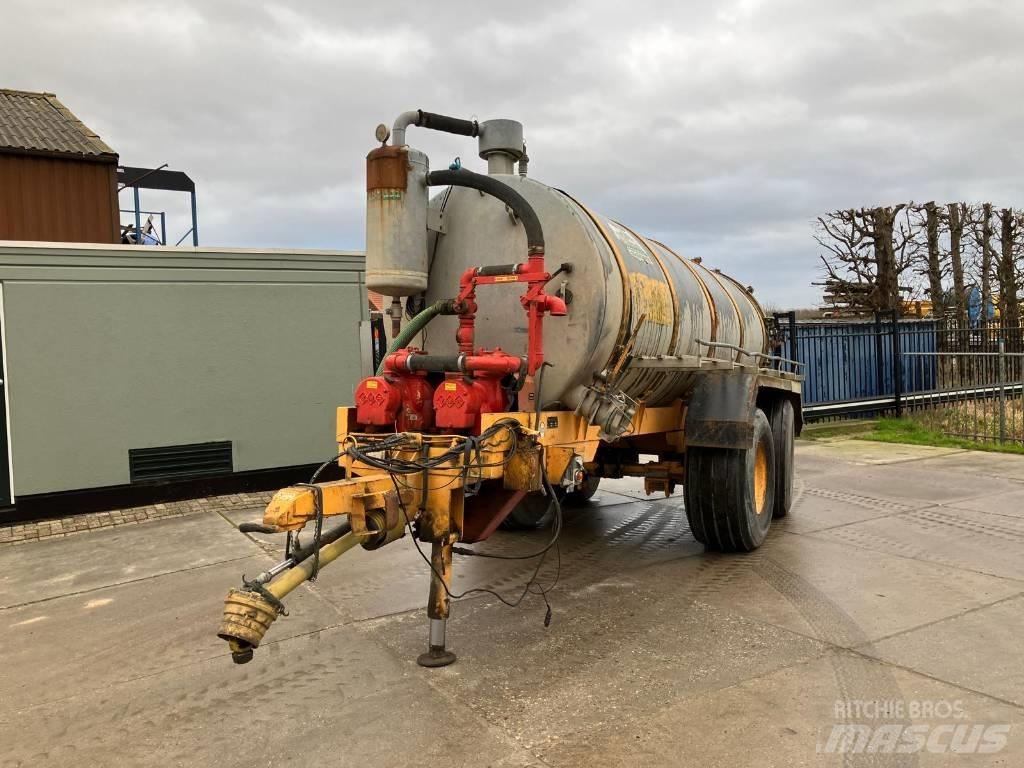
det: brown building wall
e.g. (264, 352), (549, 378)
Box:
(0, 153), (119, 243)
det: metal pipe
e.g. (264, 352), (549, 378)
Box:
(266, 530), (360, 600)
(998, 336), (1007, 444)
(488, 154), (515, 175)
(417, 541), (457, 667)
(247, 519), (354, 584)
(376, 299), (460, 376)
(133, 186), (141, 245)
(391, 110), (420, 146)
(428, 618), (446, 647)
(696, 338), (797, 366)
(190, 190), (199, 246)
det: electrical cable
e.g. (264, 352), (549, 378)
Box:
(284, 415), (560, 625)
(292, 483), (325, 580)
(390, 471), (560, 622)
(451, 479), (562, 560)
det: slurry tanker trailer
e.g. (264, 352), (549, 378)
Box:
(218, 110), (803, 667)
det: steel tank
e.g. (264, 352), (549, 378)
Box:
(424, 174), (767, 411)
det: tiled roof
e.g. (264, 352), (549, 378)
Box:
(0, 88), (117, 159)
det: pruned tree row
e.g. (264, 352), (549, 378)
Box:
(815, 202), (1024, 330)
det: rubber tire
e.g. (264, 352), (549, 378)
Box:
(768, 399), (795, 518)
(565, 475), (600, 505)
(502, 475), (598, 530)
(501, 489), (560, 530)
(684, 408), (775, 552)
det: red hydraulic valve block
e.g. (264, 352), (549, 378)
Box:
(382, 347), (522, 433)
(434, 376), (507, 431)
(354, 377), (400, 426)
(354, 374), (435, 431)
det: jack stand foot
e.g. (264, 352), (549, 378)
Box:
(417, 617), (456, 667)
(417, 646), (457, 668)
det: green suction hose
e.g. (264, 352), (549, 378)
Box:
(376, 299), (459, 376)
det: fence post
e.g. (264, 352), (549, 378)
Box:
(892, 310), (903, 417)
(787, 311), (798, 370)
(998, 336), (1007, 444)
(873, 311), (885, 397)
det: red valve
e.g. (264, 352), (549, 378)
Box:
(356, 245), (566, 434)
(434, 375), (507, 431)
(354, 377), (401, 426)
(355, 374), (435, 431)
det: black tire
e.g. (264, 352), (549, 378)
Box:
(501, 489), (560, 530)
(684, 408), (775, 552)
(502, 474), (598, 530)
(565, 475), (600, 505)
(768, 398), (795, 518)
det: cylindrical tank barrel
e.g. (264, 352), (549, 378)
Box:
(422, 175), (767, 411)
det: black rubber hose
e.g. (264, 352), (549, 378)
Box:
(475, 263), (520, 277)
(238, 522), (279, 534)
(416, 111), (479, 137)
(405, 354), (464, 373)
(426, 169), (545, 254)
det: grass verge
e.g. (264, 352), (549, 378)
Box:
(859, 417), (1024, 456)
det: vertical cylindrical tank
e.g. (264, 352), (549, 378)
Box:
(365, 145), (429, 296)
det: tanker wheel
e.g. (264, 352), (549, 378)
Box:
(501, 489), (561, 530)
(566, 475), (600, 504)
(768, 398), (795, 518)
(500, 476), (598, 530)
(684, 408), (775, 552)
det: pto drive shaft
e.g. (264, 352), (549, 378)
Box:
(217, 526), (360, 663)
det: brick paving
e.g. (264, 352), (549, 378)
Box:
(0, 491), (274, 545)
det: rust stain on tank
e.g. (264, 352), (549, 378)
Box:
(366, 145), (409, 191)
(628, 273), (672, 326)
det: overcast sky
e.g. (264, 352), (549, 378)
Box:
(4, 0), (1023, 306)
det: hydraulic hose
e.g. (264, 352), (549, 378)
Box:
(427, 169), (545, 255)
(392, 110), (479, 146)
(416, 111), (478, 137)
(376, 299), (459, 375)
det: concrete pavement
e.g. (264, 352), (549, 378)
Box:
(1, 438), (1022, 767)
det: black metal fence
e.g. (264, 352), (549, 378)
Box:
(902, 336), (1024, 447)
(775, 312), (1024, 445)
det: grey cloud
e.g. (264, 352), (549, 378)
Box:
(4, 0), (1023, 305)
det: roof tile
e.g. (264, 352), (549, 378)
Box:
(0, 88), (116, 158)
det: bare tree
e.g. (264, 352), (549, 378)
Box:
(997, 208), (1022, 341)
(911, 201), (945, 319)
(816, 205), (913, 315)
(979, 203), (995, 318)
(815, 208), (873, 314)
(946, 202), (969, 329)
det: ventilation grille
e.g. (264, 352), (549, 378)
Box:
(129, 441), (233, 483)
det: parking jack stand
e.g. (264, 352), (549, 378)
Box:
(417, 540), (457, 668)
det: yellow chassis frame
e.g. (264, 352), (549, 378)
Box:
(261, 402), (687, 533)
(220, 400), (688, 665)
